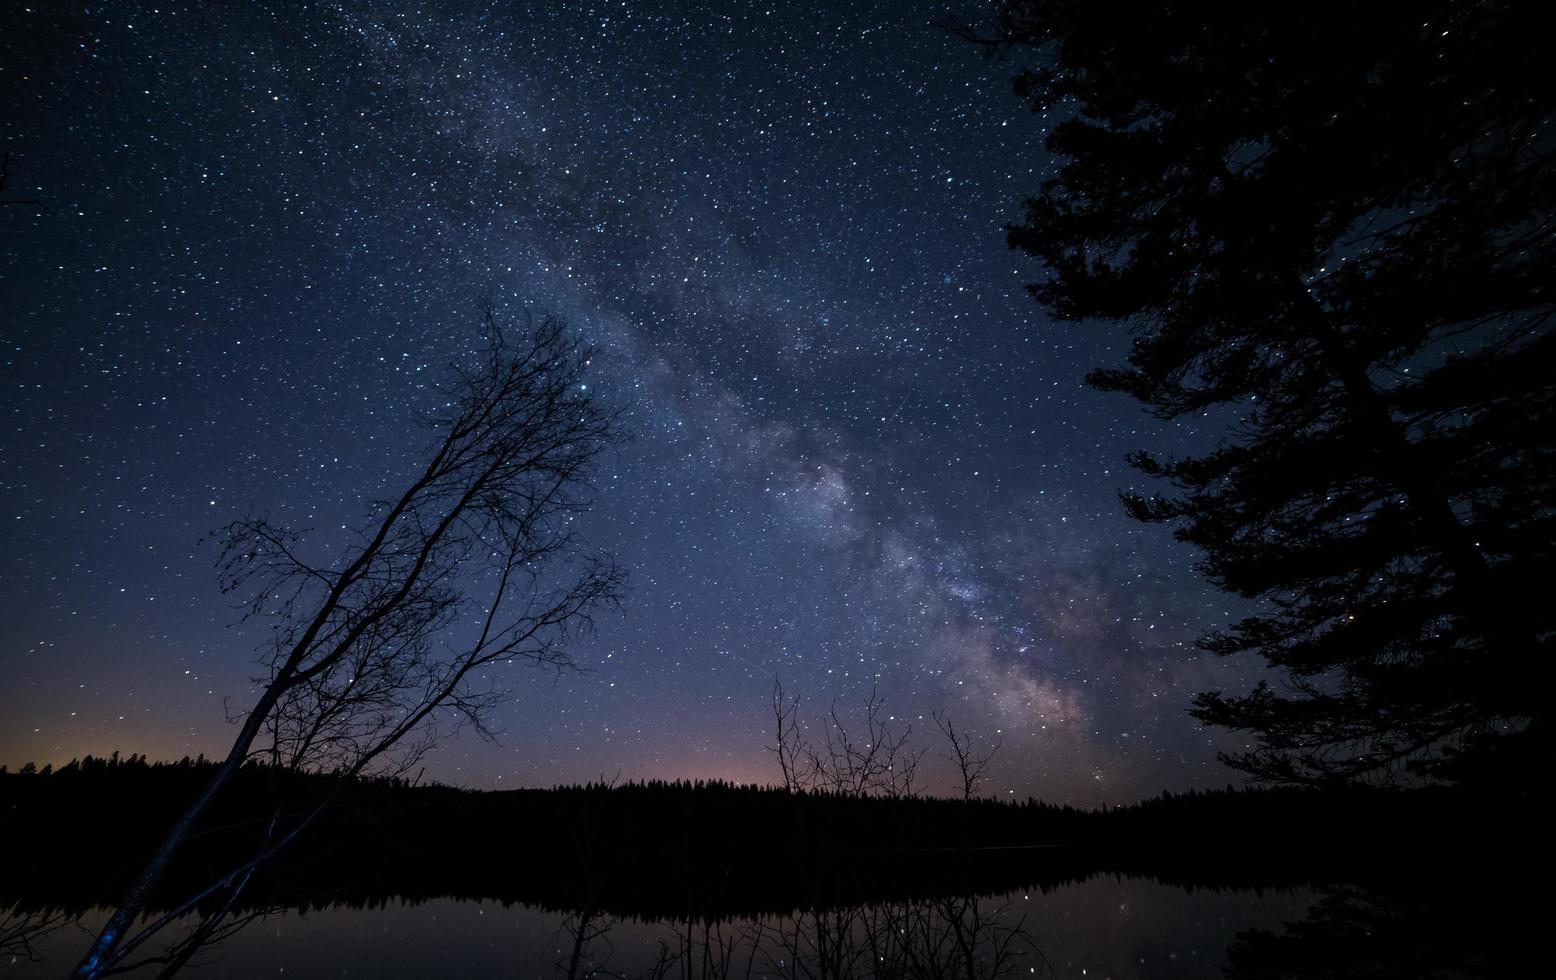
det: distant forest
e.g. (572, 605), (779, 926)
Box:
(2, 753), (1539, 922)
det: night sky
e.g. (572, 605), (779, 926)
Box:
(1, 1), (1264, 805)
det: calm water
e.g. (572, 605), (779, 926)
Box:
(4, 877), (1309, 978)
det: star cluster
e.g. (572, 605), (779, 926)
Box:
(2, 1), (1261, 804)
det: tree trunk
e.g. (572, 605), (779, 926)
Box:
(71, 684), (281, 978)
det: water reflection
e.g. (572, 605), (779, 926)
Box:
(1, 904), (73, 966)
(5, 878), (1307, 978)
(556, 894), (1041, 979)
(1223, 873), (1543, 980)
(8, 860), (1541, 978)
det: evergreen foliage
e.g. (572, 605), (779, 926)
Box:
(974, 0), (1555, 785)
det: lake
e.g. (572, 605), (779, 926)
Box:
(6, 876), (1310, 978)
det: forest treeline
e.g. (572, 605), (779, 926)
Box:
(2, 754), (1541, 922)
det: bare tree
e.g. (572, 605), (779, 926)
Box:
(767, 677), (809, 793)
(73, 308), (625, 978)
(807, 685), (925, 800)
(932, 711), (1001, 802)
(0, 905), (75, 964)
(769, 680), (928, 799)
(763, 897), (1043, 980)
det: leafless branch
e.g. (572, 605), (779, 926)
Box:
(934, 710), (1002, 801)
(75, 308), (625, 977)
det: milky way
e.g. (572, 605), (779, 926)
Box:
(1, 1), (1267, 804)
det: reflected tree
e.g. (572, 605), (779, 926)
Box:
(0, 904), (75, 965)
(632, 898), (1044, 980)
(1224, 873), (1540, 979)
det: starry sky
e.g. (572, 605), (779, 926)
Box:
(1, 1), (1266, 805)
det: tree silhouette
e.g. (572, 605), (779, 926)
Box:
(962, 2), (1554, 785)
(934, 709), (1000, 801)
(767, 679), (926, 798)
(73, 307), (624, 978)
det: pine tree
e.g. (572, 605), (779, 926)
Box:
(972, 1), (1554, 784)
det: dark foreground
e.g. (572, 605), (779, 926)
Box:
(1, 757), (1548, 977)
